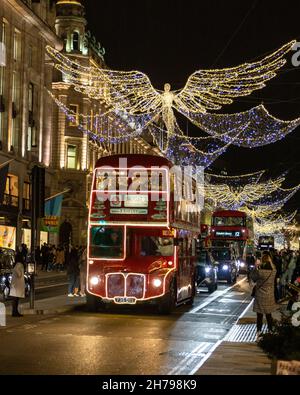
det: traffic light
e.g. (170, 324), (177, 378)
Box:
(32, 165), (45, 218)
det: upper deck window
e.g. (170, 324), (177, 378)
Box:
(213, 216), (245, 227)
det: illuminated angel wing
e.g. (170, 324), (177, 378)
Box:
(174, 40), (296, 113)
(47, 46), (162, 115)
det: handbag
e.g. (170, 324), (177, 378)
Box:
(251, 272), (272, 298)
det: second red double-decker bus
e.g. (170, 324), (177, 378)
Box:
(86, 154), (201, 313)
(209, 210), (254, 259)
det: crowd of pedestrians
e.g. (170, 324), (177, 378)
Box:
(249, 248), (300, 340)
(15, 243), (87, 299)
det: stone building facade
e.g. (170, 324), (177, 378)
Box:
(0, 0), (161, 250)
(0, 0), (61, 250)
(51, 0), (160, 246)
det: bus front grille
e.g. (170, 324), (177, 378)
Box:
(106, 273), (145, 299)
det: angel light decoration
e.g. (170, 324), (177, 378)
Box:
(47, 40), (296, 136)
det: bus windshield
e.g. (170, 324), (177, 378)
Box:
(140, 237), (174, 257)
(90, 226), (123, 259)
(211, 249), (231, 261)
(213, 216), (245, 227)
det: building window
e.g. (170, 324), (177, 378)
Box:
(66, 144), (77, 169)
(72, 32), (80, 51)
(0, 20), (8, 142)
(13, 29), (21, 62)
(69, 104), (79, 126)
(28, 45), (33, 68)
(27, 82), (36, 149)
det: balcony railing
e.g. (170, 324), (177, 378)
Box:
(1, 193), (19, 208)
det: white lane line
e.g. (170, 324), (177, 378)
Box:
(189, 340), (222, 375)
(197, 312), (236, 317)
(189, 277), (247, 314)
(189, 298), (253, 375)
(218, 298), (249, 303)
(36, 283), (68, 290)
(167, 342), (211, 375)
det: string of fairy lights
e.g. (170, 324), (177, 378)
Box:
(47, 39), (300, 241)
(46, 40), (300, 153)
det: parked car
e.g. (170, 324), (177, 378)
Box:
(195, 249), (218, 293)
(210, 247), (238, 284)
(0, 248), (31, 301)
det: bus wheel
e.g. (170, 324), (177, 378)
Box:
(86, 293), (102, 312)
(158, 281), (176, 315)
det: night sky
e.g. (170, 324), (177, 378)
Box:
(82, 0), (300, 210)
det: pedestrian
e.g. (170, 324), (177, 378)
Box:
(79, 246), (87, 297)
(251, 253), (277, 340)
(55, 245), (65, 272)
(9, 252), (25, 317)
(67, 247), (80, 296)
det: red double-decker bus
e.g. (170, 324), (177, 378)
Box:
(209, 210), (254, 259)
(86, 154), (201, 313)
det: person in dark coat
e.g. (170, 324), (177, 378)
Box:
(67, 247), (80, 296)
(251, 254), (277, 340)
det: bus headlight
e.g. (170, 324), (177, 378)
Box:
(222, 265), (229, 271)
(153, 278), (162, 288)
(90, 276), (100, 286)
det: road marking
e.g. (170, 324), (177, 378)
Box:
(197, 312), (236, 317)
(168, 342), (212, 375)
(189, 277), (247, 314)
(21, 324), (37, 330)
(218, 298), (249, 303)
(189, 340), (222, 375)
(36, 283), (68, 290)
(189, 297), (254, 375)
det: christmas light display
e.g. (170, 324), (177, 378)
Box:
(204, 175), (289, 210)
(46, 41), (297, 147)
(181, 105), (300, 147)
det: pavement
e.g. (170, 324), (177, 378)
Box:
(195, 297), (287, 375)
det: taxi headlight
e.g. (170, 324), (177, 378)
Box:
(222, 264), (229, 271)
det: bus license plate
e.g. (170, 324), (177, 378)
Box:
(114, 297), (136, 304)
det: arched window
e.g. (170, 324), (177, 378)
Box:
(73, 32), (80, 51)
